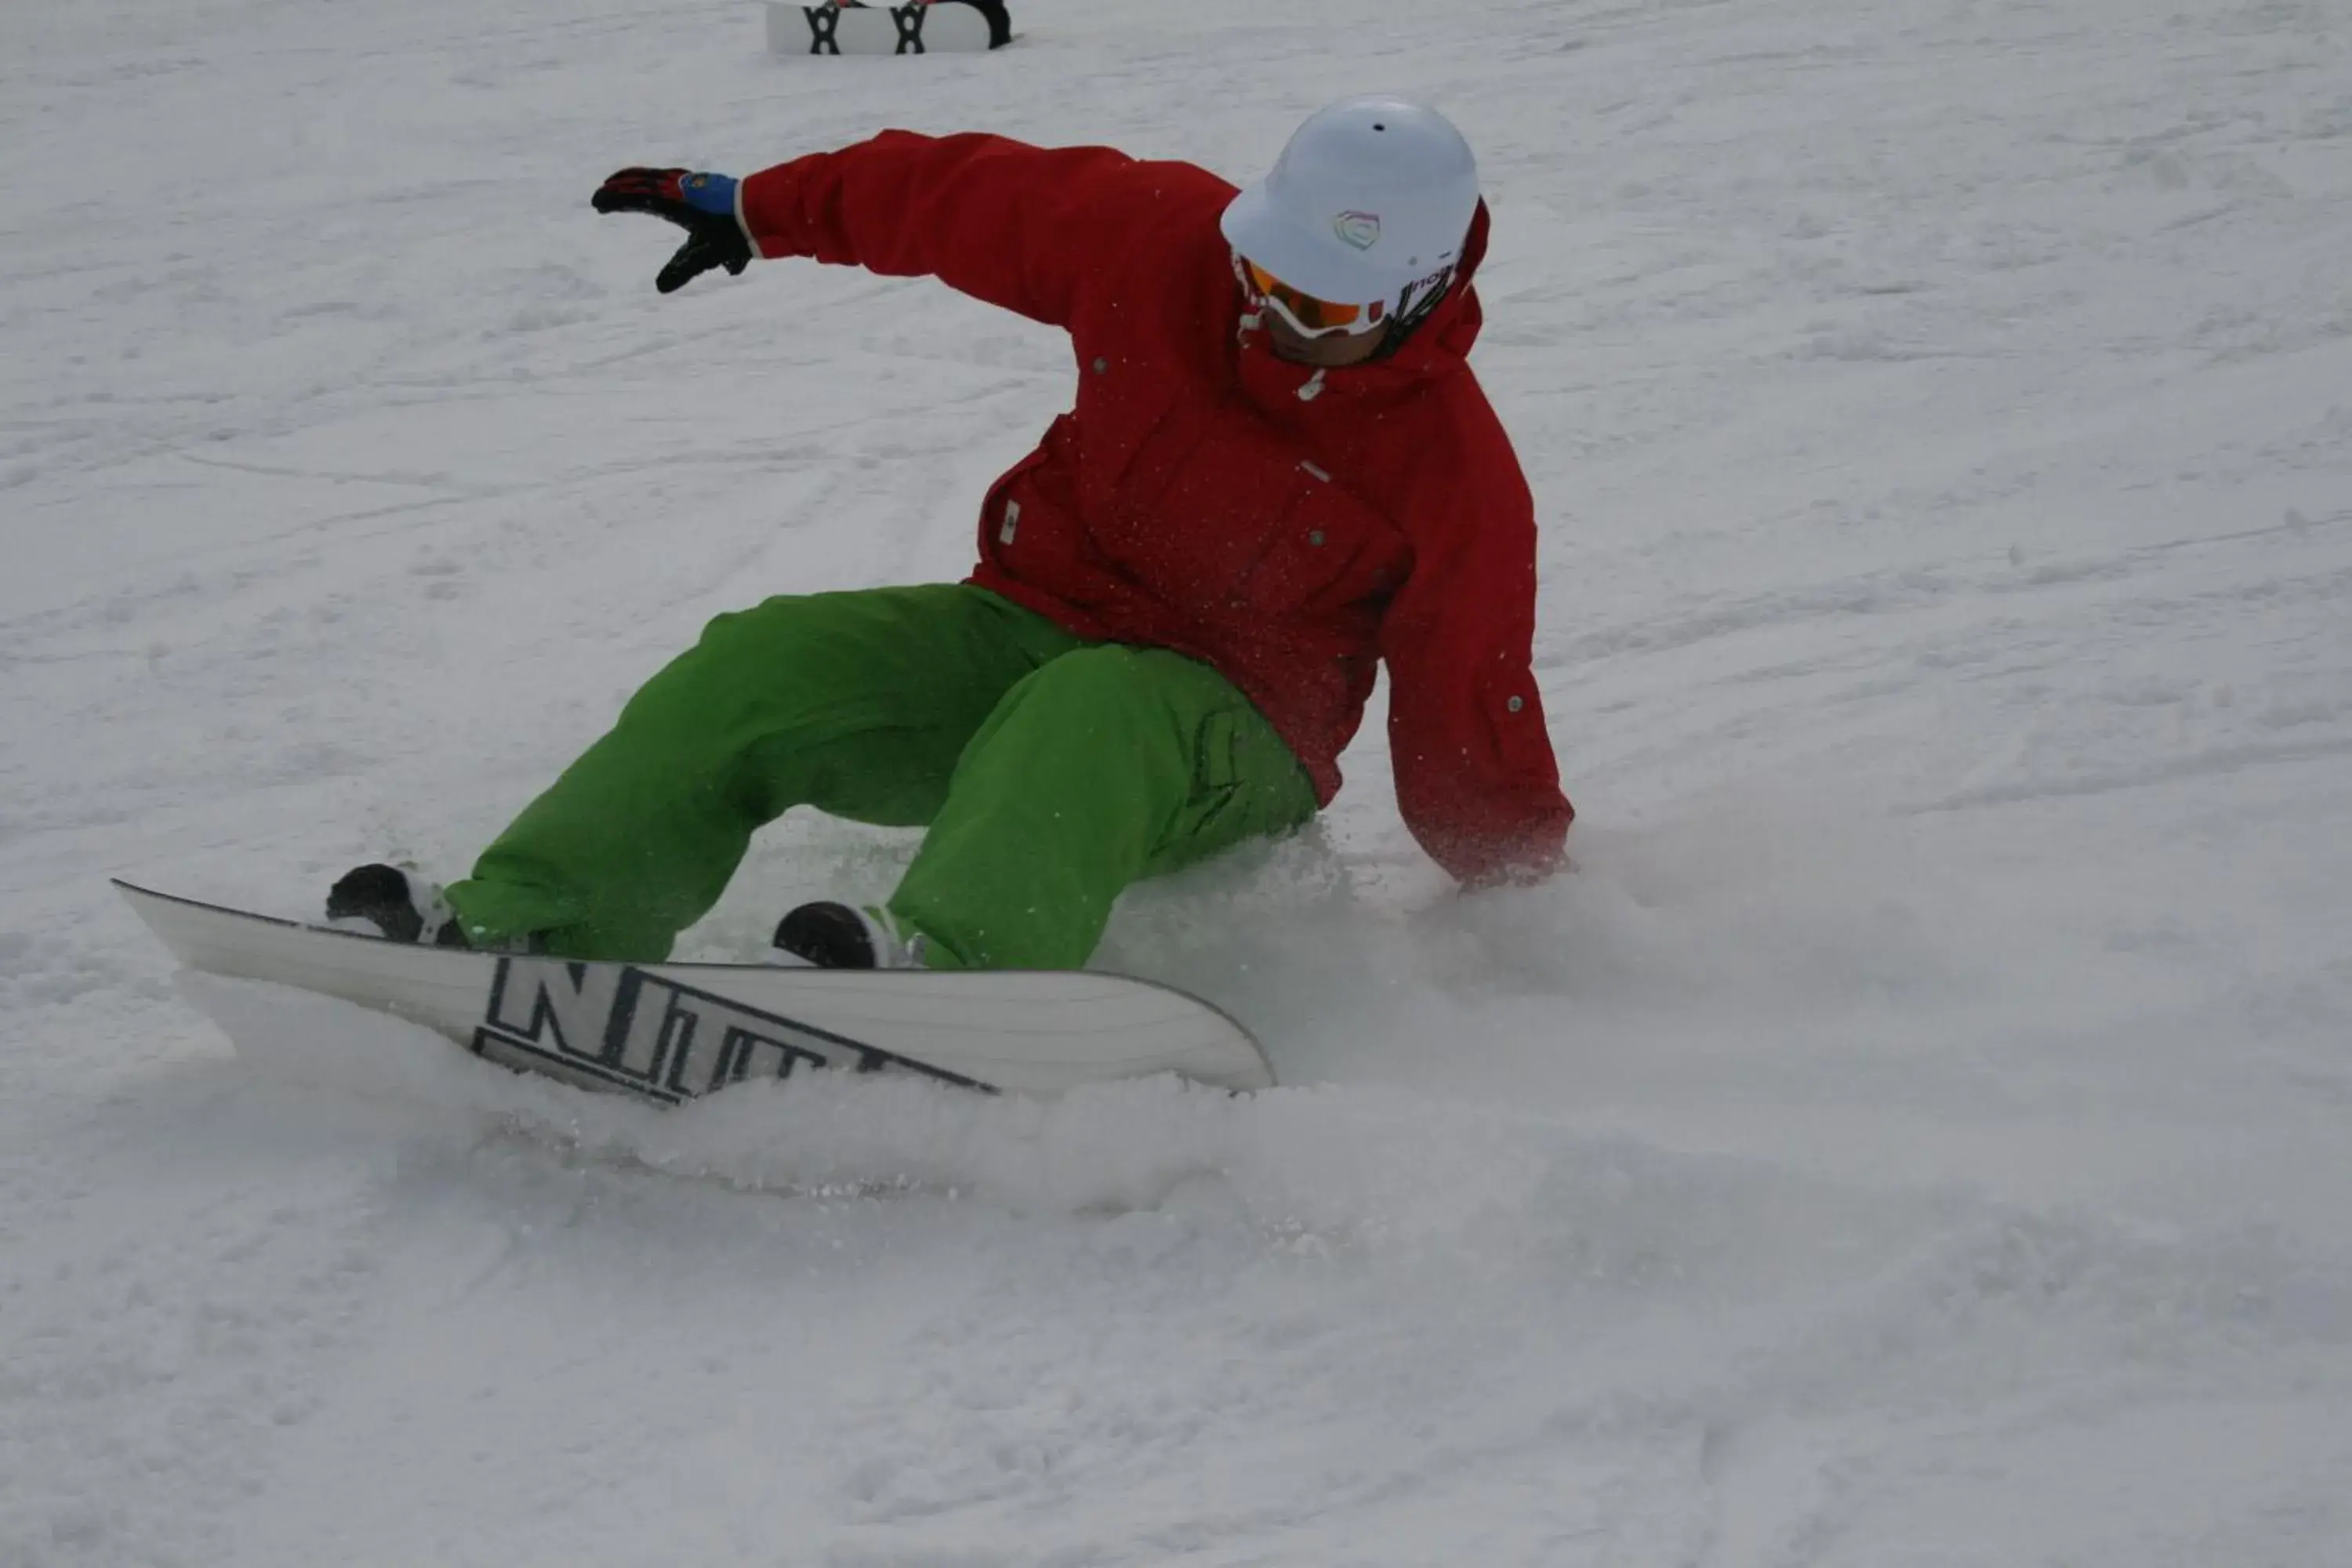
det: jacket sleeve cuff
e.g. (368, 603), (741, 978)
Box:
(736, 162), (802, 260)
(731, 177), (759, 258)
(1416, 797), (1574, 887)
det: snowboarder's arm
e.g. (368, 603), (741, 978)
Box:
(1379, 457), (1573, 887)
(736, 131), (1152, 328)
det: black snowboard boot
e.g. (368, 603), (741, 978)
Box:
(771, 901), (924, 969)
(325, 863), (470, 947)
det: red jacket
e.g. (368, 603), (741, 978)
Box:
(739, 132), (1572, 884)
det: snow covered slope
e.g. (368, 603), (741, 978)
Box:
(6, 0), (2351, 1562)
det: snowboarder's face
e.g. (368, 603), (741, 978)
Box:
(1261, 309), (1388, 368)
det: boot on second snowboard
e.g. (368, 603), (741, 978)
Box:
(771, 902), (926, 969)
(326, 863), (472, 946)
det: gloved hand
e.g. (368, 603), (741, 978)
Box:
(591, 168), (751, 294)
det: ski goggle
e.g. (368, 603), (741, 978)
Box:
(1238, 256), (1388, 339)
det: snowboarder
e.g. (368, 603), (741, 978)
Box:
(330, 96), (1574, 970)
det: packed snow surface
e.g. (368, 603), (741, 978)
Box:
(6, 0), (2352, 1563)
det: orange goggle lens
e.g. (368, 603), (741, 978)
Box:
(1243, 259), (1385, 336)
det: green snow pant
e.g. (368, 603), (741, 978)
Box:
(444, 585), (1317, 967)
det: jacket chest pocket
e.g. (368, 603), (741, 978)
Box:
(1091, 404), (1391, 616)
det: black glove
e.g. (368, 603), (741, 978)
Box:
(591, 168), (752, 295)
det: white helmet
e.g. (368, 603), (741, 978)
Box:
(1221, 96), (1479, 313)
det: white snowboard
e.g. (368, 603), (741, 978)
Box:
(115, 881), (1272, 1102)
(767, 2), (1000, 56)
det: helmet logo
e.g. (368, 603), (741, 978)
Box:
(1332, 211), (1381, 251)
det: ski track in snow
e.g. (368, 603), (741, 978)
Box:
(5, 0), (2352, 1563)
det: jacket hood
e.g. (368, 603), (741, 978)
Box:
(1236, 199), (1490, 411)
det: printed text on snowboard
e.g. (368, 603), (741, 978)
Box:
(473, 957), (979, 1103)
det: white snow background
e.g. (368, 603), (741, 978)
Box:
(5, 0), (2352, 1563)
